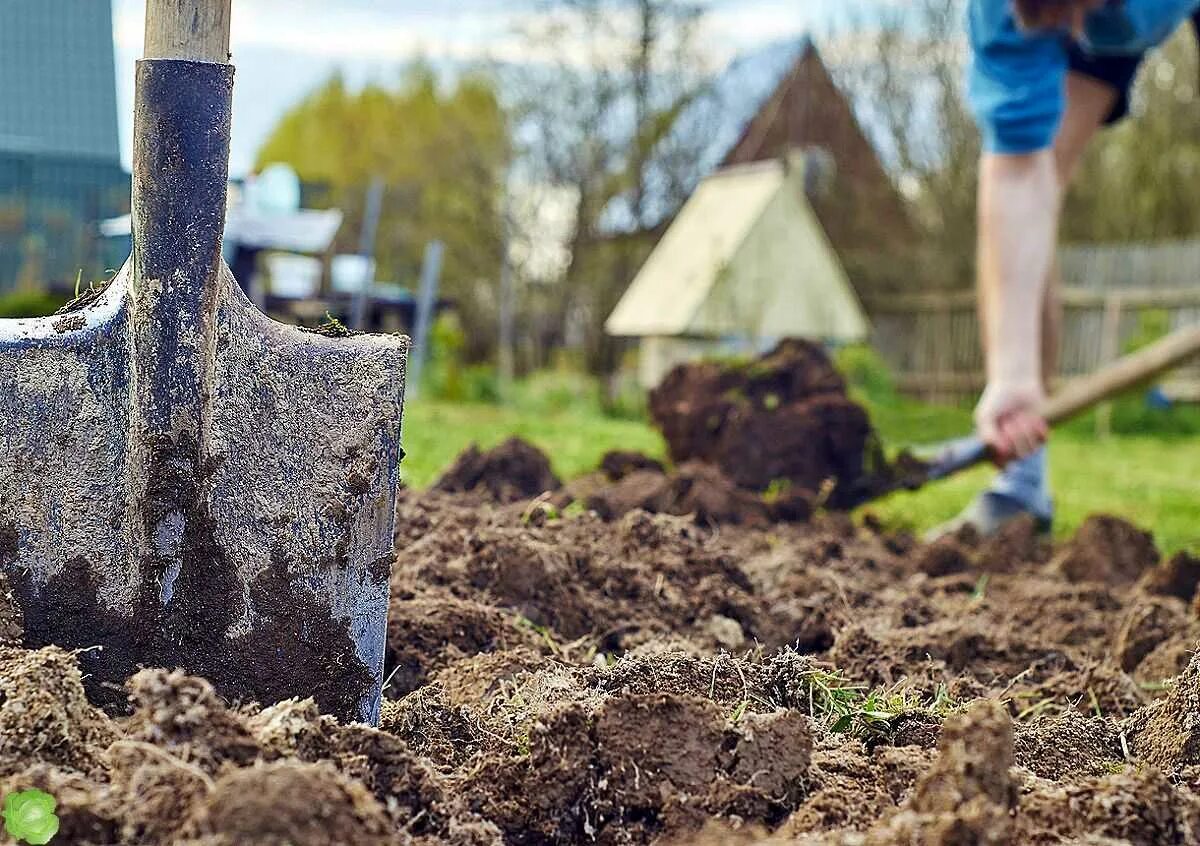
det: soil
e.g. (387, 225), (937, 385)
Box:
(3, 487), (1199, 844)
(647, 339), (908, 508)
(2, 345), (1199, 844)
(434, 437), (563, 504)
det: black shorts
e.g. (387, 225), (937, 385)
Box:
(1067, 11), (1200, 126)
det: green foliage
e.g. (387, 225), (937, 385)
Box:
(1104, 309), (1200, 437)
(1124, 309), (1173, 356)
(461, 365), (503, 405)
(1057, 309), (1200, 439)
(0, 289), (68, 318)
(790, 666), (956, 742)
(508, 368), (605, 417)
(1105, 400), (1200, 439)
(3, 789), (59, 845)
(835, 344), (898, 405)
(1064, 30), (1200, 243)
(423, 313), (469, 401)
(256, 65), (510, 360)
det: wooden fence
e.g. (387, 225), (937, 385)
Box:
(862, 256), (1200, 406)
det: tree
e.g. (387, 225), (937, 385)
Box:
(509, 0), (715, 378)
(836, 2), (1200, 289)
(834, 0), (979, 290)
(256, 65), (510, 360)
(1063, 28), (1200, 243)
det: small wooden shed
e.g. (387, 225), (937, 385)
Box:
(606, 154), (869, 388)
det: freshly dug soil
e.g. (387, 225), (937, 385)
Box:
(4, 486), (1199, 845)
(431, 340), (918, 529)
(648, 340), (899, 508)
(433, 436), (562, 504)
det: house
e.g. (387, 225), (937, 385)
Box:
(717, 39), (913, 287)
(604, 37), (909, 386)
(0, 0), (127, 290)
(606, 153), (869, 388)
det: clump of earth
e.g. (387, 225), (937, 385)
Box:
(436, 340), (916, 526)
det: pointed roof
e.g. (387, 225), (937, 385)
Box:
(0, 0), (120, 161)
(606, 156), (868, 342)
(691, 37), (814, 176)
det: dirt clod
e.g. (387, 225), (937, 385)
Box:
(0, 646), (116, 778)
(179, 761), (395, 846)
(880, 700), (1017, 845)
(1126, 647), (1200, 773)
(600, 450), (666, 481)
(648, 340), (893, 506)
(433, 437), (561, 504)
(1140, 550), (1200, 603)
(1052, 515), (1160, 585)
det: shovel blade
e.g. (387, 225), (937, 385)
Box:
(0, 265), (407, 724)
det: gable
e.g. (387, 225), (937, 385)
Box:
(606, 162), (782, 337)
(691, 162), (868, 341)
(607, 157), (868, 342)
(722, 47), (913, 261)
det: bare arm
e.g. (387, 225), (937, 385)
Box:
(975, 150), (1060, 459)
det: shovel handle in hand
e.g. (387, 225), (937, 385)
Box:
(920, 322), (1200, 483)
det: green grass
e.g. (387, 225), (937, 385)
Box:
(401, 397), (666, 488)
(851, 396), (1199, 555)
(401, 393), (1198, 556)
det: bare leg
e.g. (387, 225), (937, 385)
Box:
(942, 73), (1120, 538)
(989, 72), (1118, 517)
(1042, 72), (1119, 388)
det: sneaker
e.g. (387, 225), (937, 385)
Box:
(926, 491), (1053, 542)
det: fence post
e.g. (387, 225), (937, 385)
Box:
(1095, 292), (1123, 438)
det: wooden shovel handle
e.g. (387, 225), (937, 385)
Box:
(1043, 322), (1200, 425)
(145, 0), (232, 62)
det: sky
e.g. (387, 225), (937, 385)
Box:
(110, 0), (895, 175)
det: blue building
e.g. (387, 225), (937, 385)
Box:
(0, 0), (128, 290)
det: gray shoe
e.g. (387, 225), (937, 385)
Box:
(926, 491), (1053, 542)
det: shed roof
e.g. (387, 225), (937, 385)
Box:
(606, 161), (781, 336)
(606, 156), (868, 342)
(0, 0), (120, 162)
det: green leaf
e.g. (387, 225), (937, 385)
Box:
(829, 714), (854, 734)
(3, 789), (60, 844)
(861, 710), (901, 722)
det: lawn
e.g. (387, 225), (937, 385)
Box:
(402, 395), (1198, 556)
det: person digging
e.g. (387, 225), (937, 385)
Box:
(941, 0), (1200, 536)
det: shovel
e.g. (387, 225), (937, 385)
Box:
(877, 322), (1200, 499)
(0, 1), (407, 725)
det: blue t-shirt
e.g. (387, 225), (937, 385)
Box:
(968, 0), (1199, 153)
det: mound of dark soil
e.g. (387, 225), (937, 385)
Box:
(648, 339), (890, 507)
(178, 761), (396, 846)
(1051, 514), (1160, 585)
(600, 450), (666, 481)
(433, 436), (562, 504)
(1140, 550), (1200, 603)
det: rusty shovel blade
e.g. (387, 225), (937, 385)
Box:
(0, 60), (407, 723)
